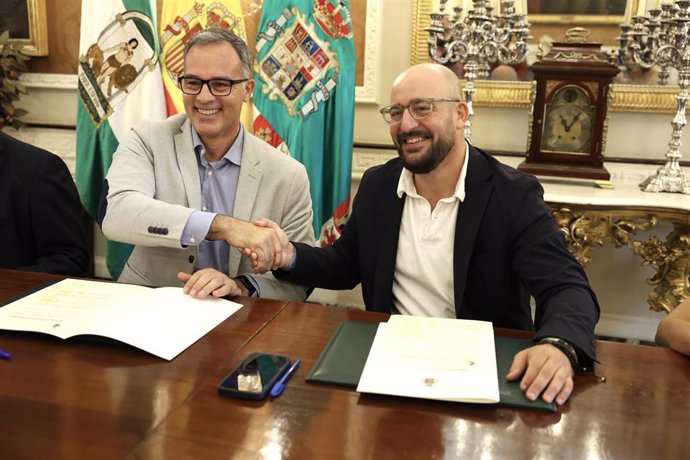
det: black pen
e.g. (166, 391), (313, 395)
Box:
(0, 348), (11, 360)
(270, 359), (301, 398)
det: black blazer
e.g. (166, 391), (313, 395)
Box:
(0, 131), (90, 276)
(277, 145), (600, 358)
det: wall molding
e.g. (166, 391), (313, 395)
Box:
(355, 0), (380, 104)
(596, 312), (660, 342)
(19, 72), (77, 90)
(2, 126), (77, 173)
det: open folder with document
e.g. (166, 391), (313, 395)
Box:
(357, 315), (500, 403)
(0, 278), (242, 360)
(306, 319), (557, 411)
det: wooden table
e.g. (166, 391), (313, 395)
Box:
(2, 270), (689, 459)
(0, 269), (288, 459)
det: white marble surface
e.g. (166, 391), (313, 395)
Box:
(497, 156), (690, 212)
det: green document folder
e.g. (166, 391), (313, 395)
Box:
(306, 320), (557, 412)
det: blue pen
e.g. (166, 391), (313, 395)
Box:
(0, 348), (11, 360)
(270, 359), (301, 398)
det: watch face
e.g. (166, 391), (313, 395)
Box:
(541, 86), (594, 154)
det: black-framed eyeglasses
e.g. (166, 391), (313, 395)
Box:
(177, 76), (249, 96)
(379, 98), (460, 125)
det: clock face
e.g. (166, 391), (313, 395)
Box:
(541, 86), (594, 154)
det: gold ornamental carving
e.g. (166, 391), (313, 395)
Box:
(634, 225), (690, 314)
(551, 207), (690, 313)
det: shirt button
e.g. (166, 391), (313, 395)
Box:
(207, 170), (213, 176)
(190, 235), (196, 243)
(202, 206), (207, 211)
(188, 255), (195, 263)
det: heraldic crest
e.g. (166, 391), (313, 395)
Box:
(255, 1), (352, 119)
(78, 11), (160, 127)
(159, 2), (247, 98)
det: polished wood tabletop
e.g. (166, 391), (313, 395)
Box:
(2, 269), (690, 459)
(0, 269), (288, 459)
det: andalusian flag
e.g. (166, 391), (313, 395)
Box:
(253, 0), (355, 245)
(75, 0), (166, 278)
(159, 0), (252, 128)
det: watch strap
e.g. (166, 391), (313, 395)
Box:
(537, 337), (581, 371)
(235, 275), (257, 297)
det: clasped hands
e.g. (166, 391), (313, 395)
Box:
(177, 216), (291, 299)
(206, 215), (292, 273)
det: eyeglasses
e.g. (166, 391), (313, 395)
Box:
(379, 98), (460, 125)
(177, 76), (249, 96)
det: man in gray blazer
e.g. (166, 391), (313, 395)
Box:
(102, 28), (314, 301)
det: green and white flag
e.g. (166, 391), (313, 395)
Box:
(76, 0), (166, 279)
(253, 0), (355, 246)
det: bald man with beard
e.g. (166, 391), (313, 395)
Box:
(263, 63), (600, 406)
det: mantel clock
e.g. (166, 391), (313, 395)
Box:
(519, 29), (620, 181)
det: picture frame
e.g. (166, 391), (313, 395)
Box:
(411, 0), (677, 114)
(527, 0), (631, 17)
(527, 0), (636, 47)
(0, 0), (48, 56)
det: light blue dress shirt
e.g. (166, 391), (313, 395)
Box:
(180, 126), (258, 293)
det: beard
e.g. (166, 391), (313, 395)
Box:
(395, 124), (456, 174)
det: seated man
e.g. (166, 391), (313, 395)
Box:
(261, 63), (600, 406)
(655, 298), (690, 355)
(102, 28), (314, 300)
(0, 131), (90, 276)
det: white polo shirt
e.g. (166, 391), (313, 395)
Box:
(392, 142), (469, 318)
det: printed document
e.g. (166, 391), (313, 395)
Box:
(357, 315), (500, 403)
(0, 278), (243, 360)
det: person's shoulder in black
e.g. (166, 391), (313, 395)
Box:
(0, 131), (90, 276)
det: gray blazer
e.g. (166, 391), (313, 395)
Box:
(103, 114), (315, 300)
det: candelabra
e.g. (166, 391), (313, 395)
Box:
(618, 0), (690, 194)
(426, 0), (530, 139)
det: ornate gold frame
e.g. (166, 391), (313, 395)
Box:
(551, 205), (690, 314)
(2, 0), (48, 56)
(411, 0), (678, 113)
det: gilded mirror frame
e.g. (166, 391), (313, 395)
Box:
(0, 0), (49, 56)
(411, 0), (678, 113)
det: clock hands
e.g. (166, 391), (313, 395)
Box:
(559, 116), (568, 130)
(565, 113), (580, 131)
(558, 113), (580, 132)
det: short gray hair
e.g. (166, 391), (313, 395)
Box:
(183, 27), (253, 78)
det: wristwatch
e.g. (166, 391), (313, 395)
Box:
(235, 275), (257, 297)
(537, 337), (581, 371)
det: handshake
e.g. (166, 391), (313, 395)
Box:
(207, 215), (294, 273)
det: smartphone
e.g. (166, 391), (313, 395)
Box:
(218, 352), (291, 400)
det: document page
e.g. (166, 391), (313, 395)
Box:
(0, 278), (243, 360)
(357, 315), (500, 403)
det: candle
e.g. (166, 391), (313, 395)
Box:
(460, 0), (473, 19)
(623, 0), (635, 23)
(635, 0), (647, 16)
(647, 1), (662, 11)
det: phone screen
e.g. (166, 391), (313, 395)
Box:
(219, 353), (290, 397)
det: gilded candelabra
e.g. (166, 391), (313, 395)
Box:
(618, 0), (690, 194)
(426, 0), (530, 140)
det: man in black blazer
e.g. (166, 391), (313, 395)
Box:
(264, 63), (599, 406)
(0, 131), (90, 276)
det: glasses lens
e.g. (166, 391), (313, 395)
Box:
(388, 105), (404, 123)
(410, 100), (434, 119)
(209, 80), (233, 96)
(180, 78), (202, 94)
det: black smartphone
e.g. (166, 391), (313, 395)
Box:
(218, 352), (291, 400)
